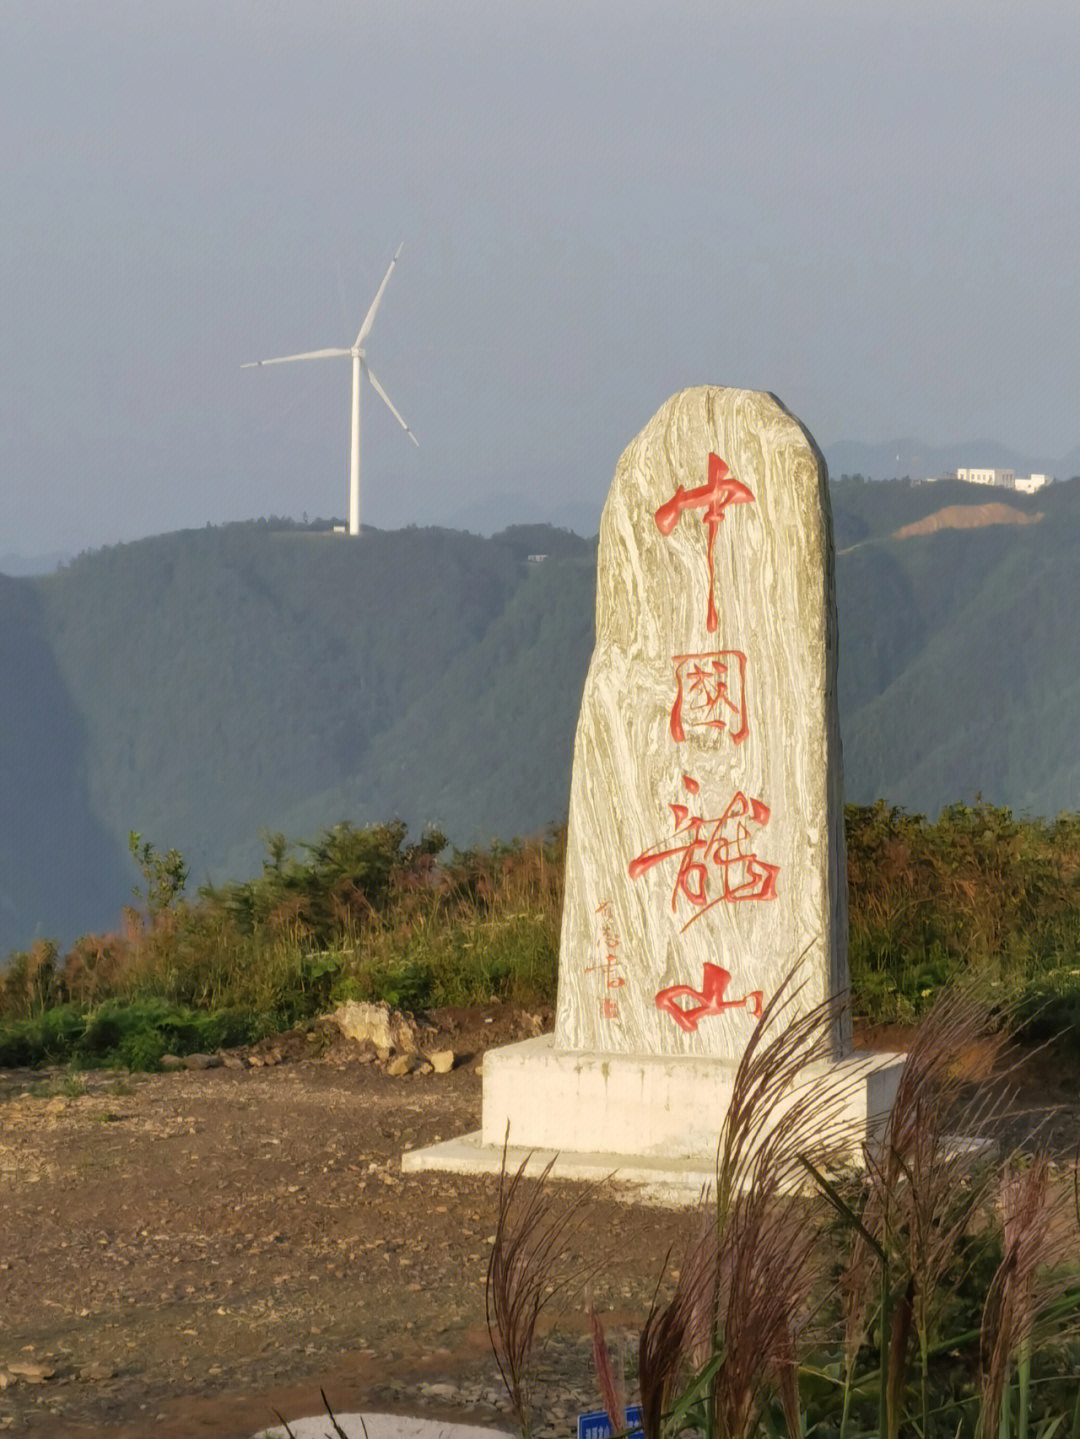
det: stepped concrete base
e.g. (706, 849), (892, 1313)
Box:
(401, 1129), (722, 1206)
(402, 1035), (906, 1205)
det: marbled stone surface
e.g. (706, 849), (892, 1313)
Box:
(554, 387), (849, 1059)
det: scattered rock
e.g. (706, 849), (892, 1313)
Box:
(182, 1053), (222, 1071)
(79, 1361), (116, 1382)
(160, 1055), (184, 1072)
(331, 1000), (418, 1055)
(427, 1049), (456, 1074)
(220, 1052), (245, 1070)
(247, 1054), (264, 1068)
(0, 1372), (8, 1389)
(386, 1054), (417, 1077)
(8, 1360), (55, 1382)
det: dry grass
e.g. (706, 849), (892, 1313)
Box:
(485, 977), (1080, 1439)
(485, 1137), (603, 1439)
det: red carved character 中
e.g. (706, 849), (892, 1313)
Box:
(654, 453), (755, 633)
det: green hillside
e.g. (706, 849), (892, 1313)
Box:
(832, 477), (1080, 815)
(0, 575), (129, 944)
(2, 480), (1079, 951)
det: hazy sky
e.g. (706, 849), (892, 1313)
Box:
(3, 0), (1079, 555)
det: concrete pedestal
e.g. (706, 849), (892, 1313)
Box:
(402, 1036), (905, 1205)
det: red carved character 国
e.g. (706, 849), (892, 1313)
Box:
(670, 650), (748, 745)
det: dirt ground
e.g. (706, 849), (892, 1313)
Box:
(1, 1005), (1077, 1439)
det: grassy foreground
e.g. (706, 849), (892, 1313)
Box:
(488, 985), (1080, 1439)
(2, 801), (1080, 1069)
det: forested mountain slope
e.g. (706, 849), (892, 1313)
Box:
(834, 478), (1080, 817)
(3, 480), (1078, 950)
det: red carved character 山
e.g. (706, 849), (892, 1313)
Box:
(655, 962), (763, 1033)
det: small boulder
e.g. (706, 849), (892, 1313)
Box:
(79, 1361), (116, 1382)
(427, 1049), (456, 1075)
(386, 1054), (416, 1077)
(160, 1054), (184, 1072)
(8, 1361), (55, 1382)
(182, 1053), (222, 1071)
(330, 1000), (418, 1055)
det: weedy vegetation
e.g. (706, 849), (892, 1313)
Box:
(0, 821), (563, 1068)
(485, 981), (1080, 1439)
(2, 801), (1080, 1069)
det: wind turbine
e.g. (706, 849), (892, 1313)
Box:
(242, 243), (418, 536)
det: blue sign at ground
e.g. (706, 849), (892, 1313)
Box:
(577, 1405), (644, 1439)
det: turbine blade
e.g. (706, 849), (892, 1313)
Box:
(355, 243), (403, 347)
(241, 348), (350, 367)
(366, 366), (419, 446)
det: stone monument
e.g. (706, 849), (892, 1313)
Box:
(404, 387), (902, 1200)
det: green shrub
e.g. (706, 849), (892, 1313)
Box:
(0, 998), (270, 1070)
(6, 805), (1080, 1067)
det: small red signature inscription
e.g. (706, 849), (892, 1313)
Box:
(670, 651), (748, 745)
(628, 778), (779, 931)
(589, 900), (626, 1020)
(655, 962), (764, 1033)
(654, 453), (755, 633)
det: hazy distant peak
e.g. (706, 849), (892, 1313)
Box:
(0, 550), (73, 577)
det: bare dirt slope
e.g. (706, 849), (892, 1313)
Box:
(893, 502), (1043, 540)
(1, 1008), (1076, 1439)
(0, 1006), (697, 1439)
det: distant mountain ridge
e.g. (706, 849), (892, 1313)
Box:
(4, 481), (1080, 951)
(0, 549), (73, 577)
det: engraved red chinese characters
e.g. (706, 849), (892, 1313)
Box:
(655, 962), (763, 1033)
(654, 452), (755, 633)
(628, 779), (779, 932)
(589, 901), (626, 1021)
(669, 651), (748, 744)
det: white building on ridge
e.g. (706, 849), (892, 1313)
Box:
(956, 467), (1015, 487)
(926, 468), (1054, 493)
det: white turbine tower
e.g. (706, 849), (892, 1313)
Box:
(242, 243), (418, 537)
